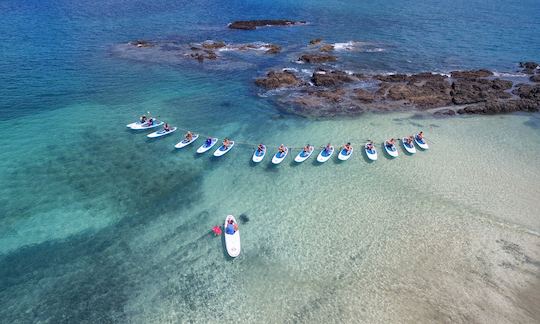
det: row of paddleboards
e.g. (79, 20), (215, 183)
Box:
(127, 121), (428, 161)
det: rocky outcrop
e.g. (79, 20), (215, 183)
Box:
(451, 78), (512, 104)
(457, 99), (539, 115)
(130, 40), (153, 48)
(450, 69), (493, 79)
(201, 41), (226, 49)
(311, 70), (355, 87)
(354, 89), (376, 103)
(299, 54), (337, 63)
(320, 44), (334, 52)
(255, 71), (302, 89)
(512, 84), (540, 100)
(228, 20), (305, 30)
(519, 61), (539, 74)
(264, 44), (282, 54)
(309, 38), (323, 45)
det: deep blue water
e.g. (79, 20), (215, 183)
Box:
(1, 0), (539, 322)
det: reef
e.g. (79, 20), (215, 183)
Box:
(228, 19), (306, 30)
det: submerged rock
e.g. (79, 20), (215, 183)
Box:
(299, 54), (337, 63)
(201, 41), (226, 49)
(309, 38), (323, 45)
(129, 40), (154, 48)
(228, 19), (305, 30)
(320, 44), (335, 52)
(255, 70), (302, 89)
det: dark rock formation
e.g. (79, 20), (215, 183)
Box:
(512, 84), (540, 100)
(519, 61), (539, 74)
(309, 38), (323, 45)
(451, 78), (512, 104)
(130, 40), (153, 48)
(311, 70), (354, 87)
(320, 44), (335, 52)
(530, 74), (540, 83)
(201, 41), (226, 49)
(299, 54), (337, 63)
(457, 99), (539, 115)
(450, 69), (493, 79)
(354, 89), (376, 103)
(255, 70), (302, 89)
(265, 44), (281, 54)
(433, 109), (456, 117)
(228, 19), (305, 30)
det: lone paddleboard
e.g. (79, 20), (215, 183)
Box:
(252, 145), (266, 163)
(224, 215), (241, 258)
(271, 147), (288, 164)
(174, 134), (199, 149)
(401, 137), (416, 154)
(197, 138), (218, 154)
(384, 141), (398, 157)
(213, 141), (235, 157)
(317, 146), (334, 163)
(414, 134), (429, 149)
(294, 146), (314, 163)
(128, 119), (164, 130)
(338, 147), (353, 161)
(147, 127), (177, 138)
(364, 143), (377, 161)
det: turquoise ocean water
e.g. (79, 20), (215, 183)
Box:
(1, 0), (540, 322)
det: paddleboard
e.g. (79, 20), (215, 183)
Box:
(414, 134), (429, 149)
(213, 141), (235, 157)
(147, 127), (177, 138)
(317, 146), (334, 162)
(401, 137), (416, 154)
(294, 146), (314, 163)
(252, 145), (266, 163)
(384, 141), (399, 157)
(224, 215), (241, 258)
(338, 147), (353, 161)
(364, 143), (377, 161)
(196, 138), (218, 154)
(174, 134), (199, 149)
(271, 147), (288, 164)
(128, 120), (164, 130)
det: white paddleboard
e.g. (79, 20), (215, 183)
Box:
(294, 146), (314, 163)
(364, 143), (377, 161)
(213, 141), (235, 157)
(147, 127), (177, 138)
(414, 134), (429, 149)
(224, 215), (241, 258)
(174, 134), (199, 149)
(197, 138), (218, 154)
(384, 141), (399, 157)
(338, 147), (353, 161)
(252, 145), (266, 163)
(317, 146), (334, 162)
(271, 147), (288, 164)
(128, 120), (164, 130)
(401, 137), (416, 154)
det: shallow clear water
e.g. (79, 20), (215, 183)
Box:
(1, 0), (539, 322)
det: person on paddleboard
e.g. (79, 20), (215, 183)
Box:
(226, 219), (238, 234)
(146, 118), (154, 126)
(325, 143), (332, 153)
(205, 137), (213, 146)
(406, 136), (414, 146)
(386, 138), (396, 147)
(140, 115), (147, 123)
(257, 144), (265, 152)
(278, 144), (286, 153)
(163, 123), (171, 132)
(416, 131), (424, 140)
(185, 131), (193, 141)
(366, 142), (374, 150)
(222, 138), (231, 148)
(303, 144), (312, 153)
(343, 142), (352, 153)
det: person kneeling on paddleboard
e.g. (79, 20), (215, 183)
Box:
(278, 144), (286, 153)
(325, 143), (332, 153)
(343, 142), (352, 153)
(226, 219), (238, 234)
(366, 142), (374, 150)
(205, 137), (212, 146)
(222, 138), (231, 148)
(185, 131), (193, 141)
(163, 123), (171, 132)
(416, 131), (424, 140)
(386, 138), (395, 148)
(140, 115), (147, 123)
(406, 136), (414, 146)
(303, 144), (312, 153)
(257, 144), (265, 152)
